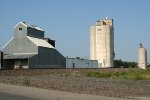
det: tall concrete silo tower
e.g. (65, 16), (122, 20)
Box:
(90, 18), (114, 68)
(138, 43), (147, 69)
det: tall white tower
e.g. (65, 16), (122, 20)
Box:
(138, 43), (147, 69)
(90, 18), (114, 68)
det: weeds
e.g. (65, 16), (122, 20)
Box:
(86, 71), (111, 78)
(60, 73), (71, 78)
(85, 69), (150, 80)
(22, 78), (30, 86)
(64, 73), (70, 78)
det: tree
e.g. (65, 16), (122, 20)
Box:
(114, 59), (137, 68)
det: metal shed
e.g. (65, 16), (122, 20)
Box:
(66, 58), (98, 68)
(3, 22), (66, 69)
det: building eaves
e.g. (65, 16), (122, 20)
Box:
(3, 37), (14, 49)
(4, 53), (37, 59)
(14, 22), (44, 31)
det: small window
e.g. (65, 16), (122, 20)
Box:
(19, 28), (22, 30)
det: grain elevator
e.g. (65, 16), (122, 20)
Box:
(90, 18), (114, 68)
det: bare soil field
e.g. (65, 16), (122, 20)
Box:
(0, 68), (150, 98)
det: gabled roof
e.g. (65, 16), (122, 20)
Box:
(13, 22), (28, 29)
(27, 36), (54, 49)
(3, 37), (14, 49)
(14, 22), (44, 31)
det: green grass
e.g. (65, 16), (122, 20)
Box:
(85, 69), (150, 80)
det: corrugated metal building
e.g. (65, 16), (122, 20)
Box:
(66, 58), (98, 68)
(3, 22), (66, 69)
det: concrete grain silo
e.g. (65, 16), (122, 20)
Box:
(90, 18), (114, 68)
(138, 43), (147, 69)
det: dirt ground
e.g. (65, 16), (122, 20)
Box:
(0, 68), (150, 98)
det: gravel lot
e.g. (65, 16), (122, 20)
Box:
(0, 69), (150, 98)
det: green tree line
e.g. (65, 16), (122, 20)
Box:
(114, 59), (137, 68)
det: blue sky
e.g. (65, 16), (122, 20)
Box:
(0, 0), (150, 63)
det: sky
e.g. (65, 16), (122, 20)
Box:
(0, 0), (150, 63)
